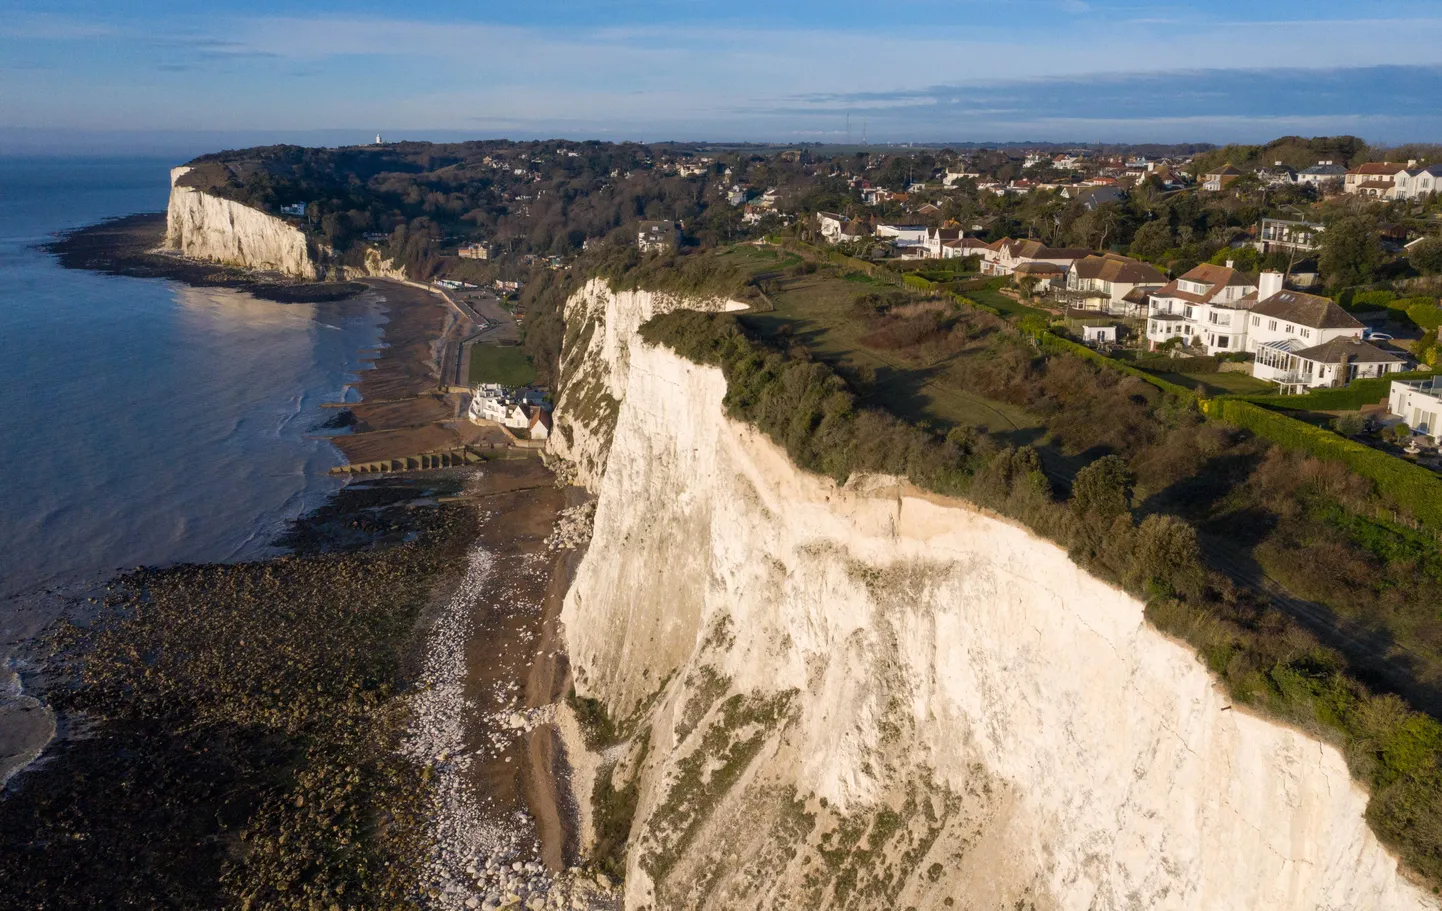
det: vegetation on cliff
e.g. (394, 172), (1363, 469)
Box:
(637, 271), (1442, 888)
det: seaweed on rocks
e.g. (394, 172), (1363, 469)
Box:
(0, 503), (478, 911)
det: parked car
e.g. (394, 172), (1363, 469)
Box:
(1364, 329), (1394, 341)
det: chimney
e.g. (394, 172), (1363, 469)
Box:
(1259, 270), (1284, 300)
(1225, 259), (1235, 269)
(1409, 159), (1419, 168)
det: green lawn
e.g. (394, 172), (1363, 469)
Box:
(469, 344), (536, 386)
(1144, 370), (1276, 397)
(964, 287), (1053, 321)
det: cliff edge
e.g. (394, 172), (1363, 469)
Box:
(164, 166), (323, 279)
(551, 280), (1438, 911)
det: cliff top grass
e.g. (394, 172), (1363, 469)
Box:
(469, 343), (537, 387)
(634, 293), (1442, 890)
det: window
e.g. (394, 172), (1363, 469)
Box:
(1253, 316), (1260, 326)
(1285, 324), (1293, 333)
(1217, 336), (1229, 349)
(1301, 329), (1310, 338)
(1269, 320), (1277, 330)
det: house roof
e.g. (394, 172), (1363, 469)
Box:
(1356, 180), (1394, 191)
(946, 237), (991, 250)
(1152, 263), (1258, 306)
(928, 227), (962, 241)
(1071, 253), (1166, 285)
(1251, 290), (1363, 330)
(1013, 261), (1067, 275)
(1349, 162), (1407, 176)
(1300, 163), (1347, 175)
(1207, 164), (1243, 177)
(1006, 238), (1090, 261)
(1292, 337), (1403, 364)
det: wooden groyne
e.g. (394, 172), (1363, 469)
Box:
(330, 447), (484, 476)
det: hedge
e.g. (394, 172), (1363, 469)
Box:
(1205, 398), (1442, 529)
(903, 273), (937, 291)
(1237, 370), (1436, 412)
(1404, 299), (1442, 332)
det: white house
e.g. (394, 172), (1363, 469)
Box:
(816, 212), (847, 244)
(942, 169), (982, 187)
(1254, 336), (1405, 393)
(1393, 165), (1442, 201)
(1390, 377), (1442, 436)
(1063, 253), (1168, 315)
(979, 238), (1090, 277)
(1344, 162), (1410, 198)
(1244, 286), (1364, 352)
(876, 224), (929, 249)
(637, 221), (680, 254)
(924, 227), (962, 259)
(941, 237), (990, 260)
(1255, 218), (1323, 255)
(1082, 324), (1118, 344)
(1296, 161), (1347, 187)
(1144, 263), (1259, 353)
(468, 384), (552, 438)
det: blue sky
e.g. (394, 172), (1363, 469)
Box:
(3, 1), (1442, 154)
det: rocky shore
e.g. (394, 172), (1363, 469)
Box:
(2, 216), (605, 909)
(44, 212), (367, 303)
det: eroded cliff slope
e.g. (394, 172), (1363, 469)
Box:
(547, 278), (748, 490)
(552, 282), (1438, 911)
(165, 166), (323, 279)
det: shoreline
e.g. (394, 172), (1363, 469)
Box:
(3, 210), (598, 907)
(42, 212), (368, 304)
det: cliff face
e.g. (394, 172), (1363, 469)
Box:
(555, 283), (1437, 911)
(546, 278), (748, 490)
(164, 166), (323, 279)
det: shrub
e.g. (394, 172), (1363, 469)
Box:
(1206, 399), (1442, 529)
(1072, 455), (1133, 520)
(1333, 412), (1367, 437)
(1131, 514), (1206, 600)
(1408, 236), (1442, 276)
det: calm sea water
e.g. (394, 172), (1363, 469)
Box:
(0, 158), (384, 600)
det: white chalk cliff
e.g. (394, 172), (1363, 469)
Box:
(548, 278), (748, 490)
(164, 166), (323, 279)
(552, 282), (1438, 911)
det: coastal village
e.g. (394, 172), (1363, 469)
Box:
(380, 141), (1442, 474)
(14, 137), (1442, 911)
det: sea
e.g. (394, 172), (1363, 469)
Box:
(0, 157), (385, 601)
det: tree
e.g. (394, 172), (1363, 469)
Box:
(1130, 514), (1205, 600)
(1129, 219), (1174, 261)
(1071, 455), (1133, 520)
(1319, 215), (1383, 288)
(1409, 236), (1442, 276)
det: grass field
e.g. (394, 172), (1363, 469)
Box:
(737, 270), (1045, 442)
(469, 344), (536, 386)
(963, 287), (1054, 320)
(1144, 370), (1276, 397)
